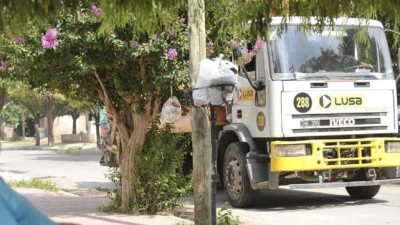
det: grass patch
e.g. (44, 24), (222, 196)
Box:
(8, 178), (59, 192)
(13, 139), (36, 145)
(174, 221), (194, 225)
(58, 146), (82, 154)
(2, 138), (36, 147)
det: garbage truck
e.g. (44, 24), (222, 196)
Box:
(216, 17), (400, 208)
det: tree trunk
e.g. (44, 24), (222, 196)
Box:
(21, 111), (26, 140)
(46, 90), (54, 147)
(0, 87), (6, 111)
(34, 116), (40, 146)
(72, 115), (79, 134)
(71, 110), (80, 134)
(119, 114), (151, 211)
(0, 87), (7, 141)
(86, 112), (91, 135)
(0, 122), (4, 141)
(92, 69), (162, 212)
(72, 117), (77, 134)
(93, 112), (100, 148)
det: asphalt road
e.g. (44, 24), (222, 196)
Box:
(1, 147), (400, 225)
(0, 145), (193, 225)
(217, 185), (400, 225)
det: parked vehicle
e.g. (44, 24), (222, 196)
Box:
(217, 17), (400, 208)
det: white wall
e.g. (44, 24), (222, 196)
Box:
(52, 114), (96, 141)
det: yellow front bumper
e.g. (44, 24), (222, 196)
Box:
(271, 137), (400, 172)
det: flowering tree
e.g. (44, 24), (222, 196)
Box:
(0, 1), (287, 213)
(3, 5), (189, 210)
(2, 1), (400, 45)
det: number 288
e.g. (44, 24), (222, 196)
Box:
(296, 97), (310, 108)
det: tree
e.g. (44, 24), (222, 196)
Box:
(8, 84), (46, 146)
(49, 91), (81, 146)
(65, 98), (95, 134)
(0, 101), (22, 140)
(0, 101), (22, 125)
(3, 6), (190, 211)
(0, 66), (16, 139)
(7, 84), (69, 145)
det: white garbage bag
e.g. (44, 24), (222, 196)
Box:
(192, 56), (238, 107)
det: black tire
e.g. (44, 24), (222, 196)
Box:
(223, 142), (259, 208)
(345, 169), (381, 199)
(345, 185), (380, 199)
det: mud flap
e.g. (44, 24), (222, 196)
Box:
(246, 152), (273, 189)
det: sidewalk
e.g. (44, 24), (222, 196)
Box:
(1, 139), (194, 225)
(18, 188), (193, 225)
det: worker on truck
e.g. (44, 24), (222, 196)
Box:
(217, 17), (400, 208)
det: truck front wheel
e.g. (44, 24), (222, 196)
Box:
(223, 142), (259, 208)
(345, 185), (380, 199)
(345, 169), (381, 199)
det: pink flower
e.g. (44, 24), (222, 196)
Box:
(151, 34), (157, 41)
(42, 28), (59, 49)
(206, 41), (214, 54)
(167, 48), (178, 60)
(207, 41), (214, 48)
(0, 61), (7, 72)
(253, 40), (264, 50)
(180, 17), (186, 23)
(131, 40), (139, 47)
(0, 61), (13, 73)
(91, 5), (101, 17)
(244, 51), (256, 65)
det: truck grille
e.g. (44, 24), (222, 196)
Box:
(321, 140), (376, 166)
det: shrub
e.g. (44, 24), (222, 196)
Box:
(104, 119), (192, 214)
(217, 203), (240, 225)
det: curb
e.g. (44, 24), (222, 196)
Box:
(1, 143), (100, 156)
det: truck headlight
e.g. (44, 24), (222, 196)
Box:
(275, 144), (311, 157)
(386, 142), (400, 153)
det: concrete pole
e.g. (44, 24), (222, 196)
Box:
(188, 1), (211, 224)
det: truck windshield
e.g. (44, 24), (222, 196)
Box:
(269, 25), (394, 81)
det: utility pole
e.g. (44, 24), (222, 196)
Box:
(188, 1), (210, 224)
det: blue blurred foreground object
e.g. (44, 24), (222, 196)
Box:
(0, 178), (57, 225)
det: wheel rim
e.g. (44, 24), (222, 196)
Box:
(225, 157), (242, 199)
